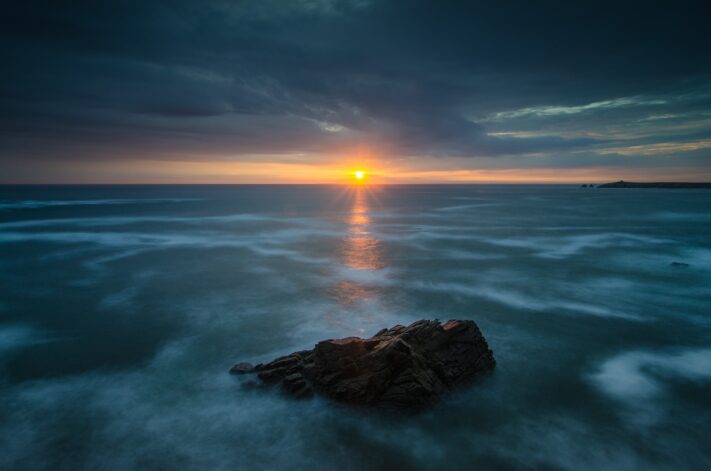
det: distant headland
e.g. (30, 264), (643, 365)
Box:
(596, 180), (711, 189)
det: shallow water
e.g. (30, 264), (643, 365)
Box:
(0, 184), (710, 470)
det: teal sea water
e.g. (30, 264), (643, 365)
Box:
(0, 184), (710, 470)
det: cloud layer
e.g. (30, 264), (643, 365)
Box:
(1, 0), (710, 181)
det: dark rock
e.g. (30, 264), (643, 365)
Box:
(229, 362), (255, 374)
(230, 319), (495, 411)
(670, 261), (690, 267)
(598, 180), (711, 189)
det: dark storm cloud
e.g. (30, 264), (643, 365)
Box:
(1, 0), (710, 168)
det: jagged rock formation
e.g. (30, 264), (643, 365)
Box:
(230, 319), (495, 411)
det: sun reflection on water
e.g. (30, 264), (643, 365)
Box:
(342, 188), (384, 271)
(329, 188), (385, 309)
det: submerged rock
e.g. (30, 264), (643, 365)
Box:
(670, 261), (690, 267)
(230, 319), (495, 411)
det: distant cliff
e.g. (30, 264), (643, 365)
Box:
(598, 180), (711, 189)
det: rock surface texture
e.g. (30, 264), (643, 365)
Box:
(230, 319), (495, 411)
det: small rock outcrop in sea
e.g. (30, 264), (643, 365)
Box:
(598, 180), (711, 189)
(670, 261), (690, 267)
(230, 319), (495, 411)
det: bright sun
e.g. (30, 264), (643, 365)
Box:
(354, 171), (365, 180)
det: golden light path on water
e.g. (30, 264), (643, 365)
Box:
(331, 187), (386, 313)
(342, 189), (384, 271)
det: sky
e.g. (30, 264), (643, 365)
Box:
(1, 0), (710, 184)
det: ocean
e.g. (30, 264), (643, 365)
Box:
(0, 184), (709, 470)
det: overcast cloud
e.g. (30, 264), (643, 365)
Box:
(1, 0), (709, 181)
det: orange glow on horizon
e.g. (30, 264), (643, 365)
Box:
(12, 153), (709, 184)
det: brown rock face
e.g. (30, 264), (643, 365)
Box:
(230, 319), (495, 410)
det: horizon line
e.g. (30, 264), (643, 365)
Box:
(1, 180), (709, 186)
